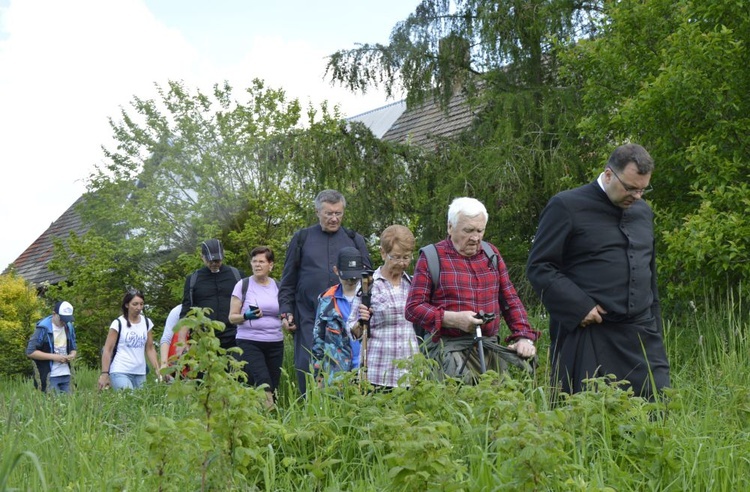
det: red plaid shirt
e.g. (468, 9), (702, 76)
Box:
(405, 238), (539, 343)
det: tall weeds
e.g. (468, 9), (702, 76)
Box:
(1, 297), (749, 490)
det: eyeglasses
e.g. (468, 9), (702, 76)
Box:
(386, 254), (413, 263)
(321, 211), (343, 218)
(608, 167), (653, 196)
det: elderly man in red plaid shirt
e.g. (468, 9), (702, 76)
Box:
(405, 197), (539, 383)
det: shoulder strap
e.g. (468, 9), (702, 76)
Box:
(110, 318), (122, 368)
(229, 266), (241, 283)
(480, 241), (510, 313)
(481, 241), (498, 269)
(341, 226), (357, 240)
(241, 277), (250, 306)
(189, 271), (198, 306)
(295, 228), (309, 268)
(419, 243), (440, 293)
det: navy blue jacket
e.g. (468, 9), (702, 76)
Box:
(26, 315), (77, 392)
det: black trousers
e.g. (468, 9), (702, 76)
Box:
(236, 339), (284, 393)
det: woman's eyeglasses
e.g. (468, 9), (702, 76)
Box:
(386, 254), (413, 263)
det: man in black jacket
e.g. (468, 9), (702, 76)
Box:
(527, 144), (670, 400)
(279, 190), (371, 395)
(180, 239), (243, 351)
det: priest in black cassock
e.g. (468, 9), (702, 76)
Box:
(526, 143), (670, 400)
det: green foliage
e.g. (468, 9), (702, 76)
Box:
(560, 0), (750, 303)
(326, 0), (600, 108)
(51, 79), (430, 338)
(147, 307), (273, 490)
(46, 232), (152, 367)
(0, 273), (44, 378)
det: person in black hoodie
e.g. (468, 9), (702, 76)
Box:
(178, 239), (244, 351)
(26, 301), (77, 393)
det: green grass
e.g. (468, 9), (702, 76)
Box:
(2, 298), (750, 491)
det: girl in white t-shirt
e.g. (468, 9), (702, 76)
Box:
(98, 290), (160, 390)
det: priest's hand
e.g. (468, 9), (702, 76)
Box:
(580, 305), (607, 327)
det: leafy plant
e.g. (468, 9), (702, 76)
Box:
(0, 272), (44, 378)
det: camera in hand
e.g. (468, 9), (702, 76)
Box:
(474, 310), (496, 324)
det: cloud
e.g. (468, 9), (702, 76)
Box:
(0, 0), (400, 270)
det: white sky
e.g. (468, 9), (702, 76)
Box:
(0, 0), (417, 271)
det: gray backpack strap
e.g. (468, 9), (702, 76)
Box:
(419, 243), (440, 293)
(481, 241), (498, 269)
(229, 266), (241, 283)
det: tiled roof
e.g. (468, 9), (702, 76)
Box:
(7, 195), (89, 287)
(382, 90), (478, 147)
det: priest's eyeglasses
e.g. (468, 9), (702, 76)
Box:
(608, 167), (653, 196)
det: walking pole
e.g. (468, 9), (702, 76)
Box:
(358, 270), (374, 385)
(475, 325), (487, 374)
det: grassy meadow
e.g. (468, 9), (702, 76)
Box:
(2, 298), (749, 491)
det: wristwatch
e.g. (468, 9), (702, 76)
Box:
(519, 338), (534, 346)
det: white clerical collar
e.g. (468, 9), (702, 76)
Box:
(596, 173), (606, 192)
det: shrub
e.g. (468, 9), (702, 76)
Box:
(0, 273), (43, 378)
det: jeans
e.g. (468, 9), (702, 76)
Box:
(110, 373), (146, 390)
(49, 375), (72, 393)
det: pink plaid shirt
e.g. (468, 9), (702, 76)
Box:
(347, 267), (418, 387)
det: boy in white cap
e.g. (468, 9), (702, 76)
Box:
(26, 301), (78, 393)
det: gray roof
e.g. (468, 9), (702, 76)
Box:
(347, 100), (407, 138)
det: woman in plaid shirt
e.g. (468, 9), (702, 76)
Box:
(349, 225), (419, 388)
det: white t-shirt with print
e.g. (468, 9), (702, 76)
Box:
(109, 316), (152, 375)
(49, 324), (70, 377)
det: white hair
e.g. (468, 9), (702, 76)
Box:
(447, 197), (488, 228)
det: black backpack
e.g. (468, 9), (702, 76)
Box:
(188, 266), (242, 306)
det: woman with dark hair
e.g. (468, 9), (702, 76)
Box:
(98, 290), (160, 390)
(228, 246), (286, 409)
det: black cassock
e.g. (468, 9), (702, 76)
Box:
(527, 182), (670, 398)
